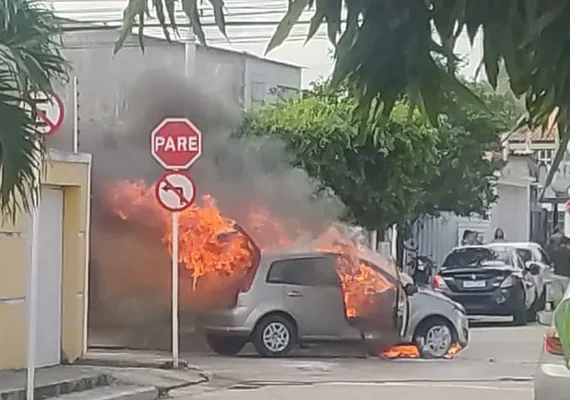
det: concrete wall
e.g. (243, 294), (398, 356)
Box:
(0, 151), (91, 369)
(193, 45), (302, 108)
(46, 30), (186, 153)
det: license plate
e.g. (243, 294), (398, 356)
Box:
(463, 280), (486, 288)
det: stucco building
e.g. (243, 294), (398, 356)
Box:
(0, 150), (91, 369)
(1, 18), (304, 367)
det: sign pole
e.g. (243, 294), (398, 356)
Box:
(26, 208), (40, 400)
(172, 210), (180, 368)
(150, 116), (202, 369)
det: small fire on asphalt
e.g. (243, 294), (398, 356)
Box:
(381, 343), (463, 359)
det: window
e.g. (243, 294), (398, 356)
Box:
(353, 258), (397, 287)
(251, 81), (266, 106)
(536, 149), (554, 165)
(266, 257), (340, 287)
(537, 248), (552, 265)
(443, 247), (513, 268)
(515, 248), (533, 263)
(273, 85), (299, 101)
(512, 253), (526, 270)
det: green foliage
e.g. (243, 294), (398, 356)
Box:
(236, 83), (516, 230)
(235, 92), (438, 231)
(413, 81), (522, 220)
(0, 0), (69, 220)
(555, 295), (570, 363)
(118, 0), (570, 188)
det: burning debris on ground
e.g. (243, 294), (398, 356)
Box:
(381, 343), (463, 359)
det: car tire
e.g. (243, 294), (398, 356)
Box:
(252, 314), (296, 358)
(205, 335), (246, 356)
(413, 317), (456, 359)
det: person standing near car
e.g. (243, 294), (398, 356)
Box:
(493, 228), (505, 242)
(546, 229), (570, 307)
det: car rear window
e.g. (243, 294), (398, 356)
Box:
(443, 247), (512, 268)
(266, 257), (340, 287)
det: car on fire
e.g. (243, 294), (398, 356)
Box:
(433, 245), (541, 325)
(197, 249), (469, 358)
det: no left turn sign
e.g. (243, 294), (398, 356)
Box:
(26, 91), (65, 136)
(155, 171), (197, 212)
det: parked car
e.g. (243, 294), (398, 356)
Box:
(401, 273), (470, 358)
(487, 242), (551, 312)
(197, 250), (412, 357)
(534, 282), (570, 400)
(433, 245), (540, 325)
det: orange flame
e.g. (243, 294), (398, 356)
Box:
(101, 180), (394, 318)
(381, 343), (463, 359)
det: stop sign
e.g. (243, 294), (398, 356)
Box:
(151, 117), (203, 169)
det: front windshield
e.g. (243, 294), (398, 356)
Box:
(443, 247), (511, 268)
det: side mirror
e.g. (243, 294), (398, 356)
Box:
(526, 262), (541, 276)
(404, 283), (418, 296)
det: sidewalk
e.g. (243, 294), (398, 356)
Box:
(0, 351), (207, 400)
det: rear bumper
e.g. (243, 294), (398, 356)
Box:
(195, 306), (256, 337)
(439, 285), (524, 316)
(534, 353), (570, 400)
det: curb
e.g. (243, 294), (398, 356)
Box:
(1, 373), (113, 400)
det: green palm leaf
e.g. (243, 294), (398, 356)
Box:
(0, 0), (69, 221)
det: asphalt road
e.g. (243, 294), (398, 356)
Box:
(173, 321), (547, 399)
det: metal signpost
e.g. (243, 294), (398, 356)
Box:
(151, 118), (203, 367)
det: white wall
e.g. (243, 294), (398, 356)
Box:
(487, 183), (531, 242)
(244, 56), (302, 108)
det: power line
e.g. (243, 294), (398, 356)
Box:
(60, 19), (335, 31)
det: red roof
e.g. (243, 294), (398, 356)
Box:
(508, 111), (558, 143)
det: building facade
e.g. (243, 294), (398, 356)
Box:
(0, 151), (91, 369)
(46, 28), (302, 153)
(0, 24), (302, 368)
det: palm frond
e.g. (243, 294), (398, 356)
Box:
(0, 0), (69, 221)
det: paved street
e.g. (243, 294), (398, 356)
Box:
(171, 322), (546, 399)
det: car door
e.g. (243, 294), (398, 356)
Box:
(277, 256), (347, 339)
(347, 258), (402, 346)
(513, 252), (536, 308)
(533, 246), (553, 294)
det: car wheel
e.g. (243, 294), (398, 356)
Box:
(253, 314), (296, 357)
(413, 317), (455, 359)
(205, 335), (246, 356)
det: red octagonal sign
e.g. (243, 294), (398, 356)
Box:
(151, 117), (203, 170)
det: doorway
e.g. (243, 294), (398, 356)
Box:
(31, 186), (64, 367)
